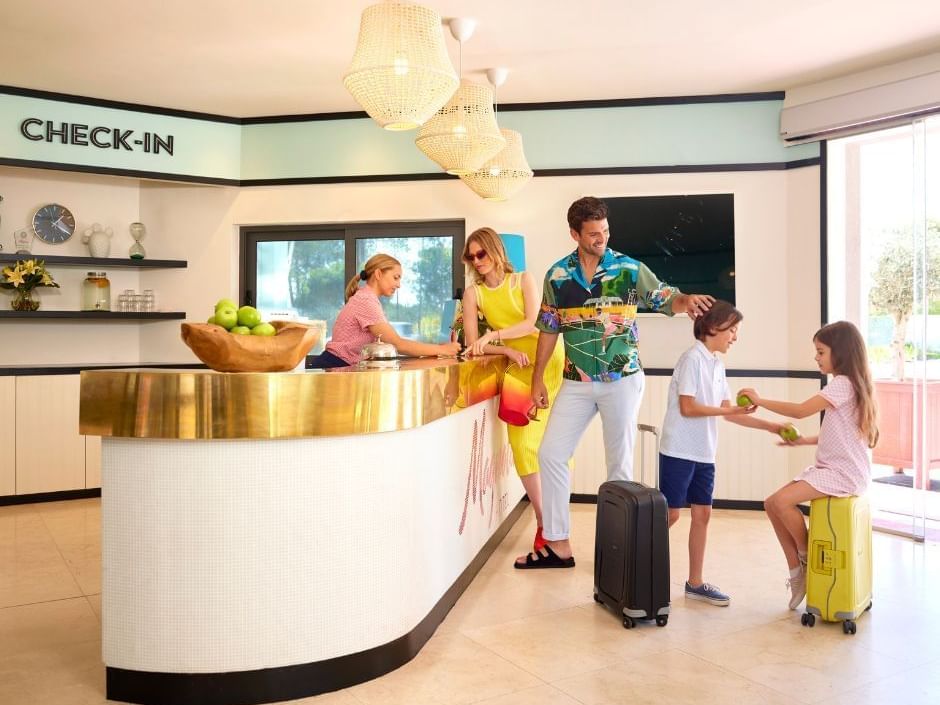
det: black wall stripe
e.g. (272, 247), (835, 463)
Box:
(1, 84), (785, 125)
(0, 488), (101, 506)
(820, 140), (829, 327)
(1, 157), (821, 188)
(0, 157), (240, 186)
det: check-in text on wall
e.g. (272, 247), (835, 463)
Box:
(20, 117), (175, 155)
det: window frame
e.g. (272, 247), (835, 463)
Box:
(239, 219), (466, 309)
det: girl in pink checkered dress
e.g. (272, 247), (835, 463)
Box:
(737, 321), (879, 610)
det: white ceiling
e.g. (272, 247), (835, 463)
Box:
(2, 0), (940, 118)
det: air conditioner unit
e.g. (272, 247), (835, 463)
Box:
(780, 70), (940, 144)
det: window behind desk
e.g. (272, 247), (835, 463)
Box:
(241, 220), (464, 342)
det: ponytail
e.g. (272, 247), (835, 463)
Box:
(344, 253), (401, 302)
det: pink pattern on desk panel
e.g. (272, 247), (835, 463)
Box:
(458, 409), (513, 535)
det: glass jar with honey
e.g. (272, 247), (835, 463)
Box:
(81, 271), (111, 311)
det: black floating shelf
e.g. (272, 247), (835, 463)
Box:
(0, 311), (186, 320)
(0, 253), (187, 269)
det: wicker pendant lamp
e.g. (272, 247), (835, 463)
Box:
(415, 79), (506, 175)
(343, 1), (459, 131)
(460, 70), (532, 201)
(460, 128), (533, 201)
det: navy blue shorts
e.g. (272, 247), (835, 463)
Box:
(658, 453), (715, 508)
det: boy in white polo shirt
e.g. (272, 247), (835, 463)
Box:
(659, 300), (785, 606)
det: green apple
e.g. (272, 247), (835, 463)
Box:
(207, 315), (217, 325)
(237, 305), (262, 328)
(214, 306), (238, 330)
(230, 325), (251, 335)
(214, 298), (237, 312)
(736, 393), (752, 407)
(779, 424), (801, 442)
(250, 322), (277, 336)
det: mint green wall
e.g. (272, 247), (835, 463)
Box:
(1, 91), (818, 182)
(0, 94), (241, 180)
(495, 101), (818, 168)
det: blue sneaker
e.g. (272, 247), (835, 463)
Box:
(685, 581), (730, 606)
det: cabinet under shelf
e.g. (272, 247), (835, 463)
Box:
(0, 254), (187, 269)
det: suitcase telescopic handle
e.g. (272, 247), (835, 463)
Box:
(637, 424), (660, 489)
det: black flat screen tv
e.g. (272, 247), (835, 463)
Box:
(603, 194), (735, 307)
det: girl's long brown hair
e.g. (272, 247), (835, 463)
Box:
(814, 321), (879, 448)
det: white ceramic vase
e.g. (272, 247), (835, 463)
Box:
(82, 225), (113, 258)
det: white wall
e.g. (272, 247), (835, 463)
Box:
(0, 167), (147, 364)
(133, 166), (822, 373)
(1, 163), (823, 497)
(1, 164), (821, 370)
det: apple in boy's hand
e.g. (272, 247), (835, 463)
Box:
(779, 424), (801, 442)
(736, 393), (752, 407)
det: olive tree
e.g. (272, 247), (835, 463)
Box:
(868, 221), (940, 379)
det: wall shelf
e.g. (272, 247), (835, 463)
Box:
(0, 311), (185, 321)
(0, 254), (187, 269)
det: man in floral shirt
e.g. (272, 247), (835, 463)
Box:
(515, 196), (714, 569)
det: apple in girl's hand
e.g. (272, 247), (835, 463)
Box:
(736, 393), (752, 407)
(779, 424), (801, 442)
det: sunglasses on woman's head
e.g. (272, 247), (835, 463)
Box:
(465, 250), (488, 262)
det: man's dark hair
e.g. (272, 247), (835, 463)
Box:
(567, 196), (609, 232)
(693, 300), (743, 341)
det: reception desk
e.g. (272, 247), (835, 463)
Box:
(79, 357), (523, 705)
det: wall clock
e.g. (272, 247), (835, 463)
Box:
(33, 203), (76, 244)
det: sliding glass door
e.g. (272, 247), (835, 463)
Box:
(828, 118), (940, 541)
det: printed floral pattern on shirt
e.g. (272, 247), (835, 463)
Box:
(536, 248), (679, 381)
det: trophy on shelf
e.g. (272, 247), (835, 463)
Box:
(13, 229), (33, 255)
(128, 222), (147, 259)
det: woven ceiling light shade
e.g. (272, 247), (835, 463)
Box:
(415, 80), (506, 175)
(343, 2), (459, 131)
(460, 129), (533, 201)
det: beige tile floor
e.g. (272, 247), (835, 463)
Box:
(2, 499), (939, 705)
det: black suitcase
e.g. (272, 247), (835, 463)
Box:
(592, 425), (671, 629)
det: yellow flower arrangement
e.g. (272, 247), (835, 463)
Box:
(1, 259), (59, 311)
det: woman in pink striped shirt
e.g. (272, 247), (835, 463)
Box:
(308, 253), (460, 369)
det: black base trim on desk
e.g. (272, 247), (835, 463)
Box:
(0, 488), (100, 506)
(105, 498), (529, 705)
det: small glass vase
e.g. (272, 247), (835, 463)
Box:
(11, 289), (40, 312)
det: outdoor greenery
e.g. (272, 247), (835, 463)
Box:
(286, 236), (453, 342)
(868, 219), (940, 379)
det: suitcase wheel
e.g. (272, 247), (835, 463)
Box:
(655, 615), (668, 627)
(801, 613), (815, 628)
(865, 601), (873, 612)
(593, 592), (602, 604)
(622, 616), (636, 629)
(842, 620), (857, 635)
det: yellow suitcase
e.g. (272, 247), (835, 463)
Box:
(801, 495), (873, 634)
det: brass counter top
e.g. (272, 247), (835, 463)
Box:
(79, 357), (505, 439)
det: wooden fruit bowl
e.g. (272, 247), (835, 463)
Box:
(181, 321), (320, 373)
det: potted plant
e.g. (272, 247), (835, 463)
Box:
(867, 223), (940, 486)
(0, 259), (59, 311)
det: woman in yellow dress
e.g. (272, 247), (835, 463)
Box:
(461, 227), (565, 553)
